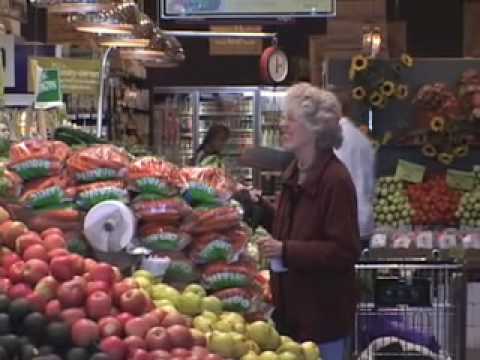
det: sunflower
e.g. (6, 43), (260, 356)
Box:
(401, 53), (414, 68)
(422, 144), (437, 158)
(351, 54), (369, 72)
(454, 145), (469, 158)
(430, 116), (445, 132)
(438, 152), (454, 165)
(352, 86), (367, 101)
(396, 84), (409, 100)
(380, 81), (396, 97)
(369, 91), (384, 107)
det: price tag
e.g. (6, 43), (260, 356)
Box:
(446, 169), (475, 191)
(394, 160), (425, 183)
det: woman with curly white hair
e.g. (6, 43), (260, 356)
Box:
(257, 83), (360, 360)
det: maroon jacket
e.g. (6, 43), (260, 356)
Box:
(263, 149), (360, 343)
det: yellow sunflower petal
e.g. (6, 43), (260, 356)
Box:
(430, 116), (445, 132)
(351, 54), (369, 72)
(401, 53), (414, 68)
(438, 152), (454, 165)
(369, 91), (384, 107)
(381, 81), (396, 97)
(352, 86), (367, 100)
(396, 84), (409, 100)
(422, 144), (437, 158)
(454, 145), (469, 158)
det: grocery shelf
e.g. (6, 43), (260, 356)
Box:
(199, 112), (254, 117)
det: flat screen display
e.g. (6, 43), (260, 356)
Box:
(161, 0), (335, 18)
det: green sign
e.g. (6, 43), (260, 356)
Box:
(395, 160), (425, 183)
(446, 169), (475, 191)
(35, 68), (63, 109)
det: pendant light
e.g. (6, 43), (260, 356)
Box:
(72, 1), (137, 35)
(97, 12), (153, 48)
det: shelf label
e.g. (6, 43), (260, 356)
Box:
(394, 160), (425, 183)
(446, 169), (475, 191)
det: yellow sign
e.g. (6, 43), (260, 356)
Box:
(394, 159), (425, 184)
(28, 57), (101, 95)
(446, 169), (475, 191)
(210, 25), (263, 56)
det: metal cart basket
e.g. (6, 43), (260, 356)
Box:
(353, 261), (466, 360)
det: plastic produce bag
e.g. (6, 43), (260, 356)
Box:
(132, 198), (192, 225)
(139, 223), (191, 252)
(128, 157), (184, 196)
(76, 180), (128, 210)
(67, 144), (130, 183)
(213, 287), (253, 313)
(0, 168), (22, 199)
(28, 205), (83, 232)
(9, 140), (71, 180)
(161, 252), (198, 284)
(202, 262), (255, 291)
(181, 206), (242, 235)
(20, 174), (75, 209)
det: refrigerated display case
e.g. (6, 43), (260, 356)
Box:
(152, 86), (288, 188)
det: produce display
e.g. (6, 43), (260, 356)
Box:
(0, 140), (320, 360)
(373, 177), (413, 227)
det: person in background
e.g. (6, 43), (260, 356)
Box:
(331, 86), (376, 249)
(192, 124), (230, 168)
(256, 83), (360, 360)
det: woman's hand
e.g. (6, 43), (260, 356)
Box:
(258, 237), (283, 258)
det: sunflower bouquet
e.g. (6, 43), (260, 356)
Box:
(349, 53), (413, 109)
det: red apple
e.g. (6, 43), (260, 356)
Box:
(2, 252), (20, 271)
(99, 316), (123, 338)
(113, 266), (122, 281)
(120, 289), (148, 315)
(8, 260), (25, 283)
(22, 244), (48, 262)
(26, 291), (47, 311)
(171, 348), (191, 357)
(50, 255), (74, 282)
(124, 336), (147, 353)
(86, 291), (112, 320)
(191, 330), (206, 347)
(112, 278), (138, 305)
(145, 327), (172, 351)
(110, 306), (120, 316)
(90, 262), (115, 284)
(191, 346), (209, 358)
(87, 280), (110, 295)
(41, 228), (64, 239)
(69, 254), (85, 275)
(8, 283), (32, 299)
(47, 249), (69, 261)
(124, 317), (151, 338)
(15, 231), (42, 255)
(0, 278), (11, 294)
(43, 233), (66, 251)
(161, 312), (188, 327)
(61, 307), (87, 326)
(130, 349), (150, 360)
(57, 279), (86, 308)
(117, 312), (134, 327)
(71, 318), (100, 347)
(203, 354), (223, 360)
(100, 336), (127, 360)
(0, 269), (5, 278)
(23, 259), (49, 285)
(45, 299), (62, 320)
(167, 325), (193, 349)
(35, 275), (59, 301)
(84, 258), (98, 273)
(149, 350), (171, 360)
(142, 311), (161, 328)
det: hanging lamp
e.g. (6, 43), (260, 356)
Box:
(72, 1), (137, 35)
(97, 12), (153, 48)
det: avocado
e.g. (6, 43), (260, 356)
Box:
(23, 312), (48, 341)
(89, 353), (110, 360)
(9, 299), (32, 324)
(0, 314), (10, 336)
(46, 322), (71, 349)
(66, 347), (90, 360)
(0, 295), (10, 313)
(0, 334), (20, 357)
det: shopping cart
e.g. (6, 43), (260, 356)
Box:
(353, 261), (466, 360)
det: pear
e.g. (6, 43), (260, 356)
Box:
(221, 311), (246, 325)
(214, 319), (235, 332)
(302, 342), (320, 360)
(259, 351), (279, 360)
(278, 352), (298, 360)
(202, 295), (223, 314)
(246, 321), (272, 349)
(232, 332), (250, 358)
(281, 336), (294, 345)
(193, 316), (214, 333)
(207, 331), (234, 358)
(263, 328), (281, 351)
(277, 342), (304, 359)
(246, 340), (262, 354)
(201, 310), (219, 322)
(177, 291), (202, 316)
(242, 351), (259, 360)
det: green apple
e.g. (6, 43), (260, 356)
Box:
(241, 351), (259, 360)
(208, 331), (234, 358)
(134, 277), (152, 295)
(234, 322), (246, 334)
(259, 351), (279, 360)
(232, 333), (249, 358)
(278, 352), (297, 360)
(245, 340), (261, 354)
(302, 342), (320, 360)
(281, 336), (294, 345)
(246, 321), (275, 351)
(277, 342), (304, 359)
(177, 291), (203, 316)
(263, 328), (281, 351)
(154, 299), (174, 308)
(133, 270), (155, 282)
(201, 310), (218, 322)
(184, 283), (207, 298)
(221, 312), (245, 325)
(193, 316), (215, 333)
(202, 295), (223, 314)
(151, 284), (169, 300)
(152, 285), (180, 306)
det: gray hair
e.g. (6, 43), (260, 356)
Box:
(284, 82), (343, 149)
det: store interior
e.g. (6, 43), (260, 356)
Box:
(0, 0), (480, 360)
